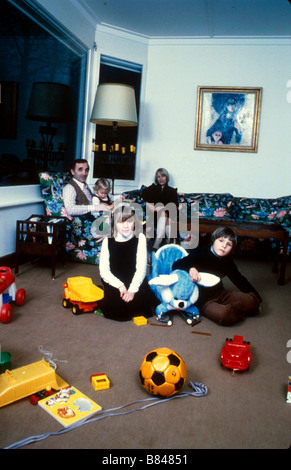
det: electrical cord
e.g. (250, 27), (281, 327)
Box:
(4, 381), (207, 449)
(38, 345), (68, 370)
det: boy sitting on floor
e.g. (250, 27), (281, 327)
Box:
(172, 227), (262, 326)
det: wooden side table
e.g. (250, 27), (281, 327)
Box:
(15, 215), (66, 279)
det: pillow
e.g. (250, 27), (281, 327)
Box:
(268, 195), (291, 224)
(178, 192), (235, 220)
(233, 196), (276, 223)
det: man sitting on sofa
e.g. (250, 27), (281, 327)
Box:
(63, 159), (102, 218)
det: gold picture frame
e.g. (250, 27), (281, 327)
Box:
(194, 86), (262, 152)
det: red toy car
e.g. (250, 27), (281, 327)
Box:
(221, 335), (251, 371)
(29, 387), (54, 405)
(0, 267), (26, 323)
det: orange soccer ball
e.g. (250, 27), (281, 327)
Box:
(139, 347), (187, 398)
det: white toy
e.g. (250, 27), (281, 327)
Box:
(148, 244), (220, 326)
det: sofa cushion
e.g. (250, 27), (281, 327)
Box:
(178, 192), (235, 220)
(268, 195), (291, 227)
(233, 196), (290, 225)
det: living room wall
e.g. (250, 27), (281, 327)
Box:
(91, 28), (290, 198)
(139, 39), (291, 198)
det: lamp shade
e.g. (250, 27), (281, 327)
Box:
(26, 82), (72, 123)
(90, 83), (138, 127)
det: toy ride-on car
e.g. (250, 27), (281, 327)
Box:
(0, 267), (26, 324)
(62, 276), (104, 315)
(221, 335), (251, 372)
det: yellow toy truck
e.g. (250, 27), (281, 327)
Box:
(0, 359), (68, 408)
(62, 276), (104, 315)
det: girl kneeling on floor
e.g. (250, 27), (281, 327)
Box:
(99, 202), (155, 321)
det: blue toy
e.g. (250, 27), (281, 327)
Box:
(148, 244), (220, 326)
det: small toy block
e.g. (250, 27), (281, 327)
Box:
(133, 316), (147, 326)
(90, 373), (110, 391)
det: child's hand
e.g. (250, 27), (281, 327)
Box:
(189, 267), (201, 283)
(119, 285), (134, 302)
(119, 285), (127, 296)
(122, 291), (135, 303)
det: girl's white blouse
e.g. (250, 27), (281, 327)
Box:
(99, 232), (147, 293)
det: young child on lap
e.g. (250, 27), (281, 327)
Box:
(92, 178), (114, 211)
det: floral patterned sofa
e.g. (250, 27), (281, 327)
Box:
(39, 172), (291, 265)
(39, 172), (107, 264)
(122, 186), (291, 257)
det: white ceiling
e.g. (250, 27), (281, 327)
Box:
(77, 0), (291, 39)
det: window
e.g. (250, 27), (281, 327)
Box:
(93, 55), (142, 186)
(0, 0), (87, 186)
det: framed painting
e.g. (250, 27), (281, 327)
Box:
(194, 86), (262, 152)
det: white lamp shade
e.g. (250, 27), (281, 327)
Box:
(90, 83), (138, 126)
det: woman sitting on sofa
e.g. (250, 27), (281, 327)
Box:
(142, 168), (178, 250)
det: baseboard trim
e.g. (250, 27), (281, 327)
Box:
(0, 253), (35, 269)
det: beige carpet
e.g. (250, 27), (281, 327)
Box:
(0, 256), (290, 450)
